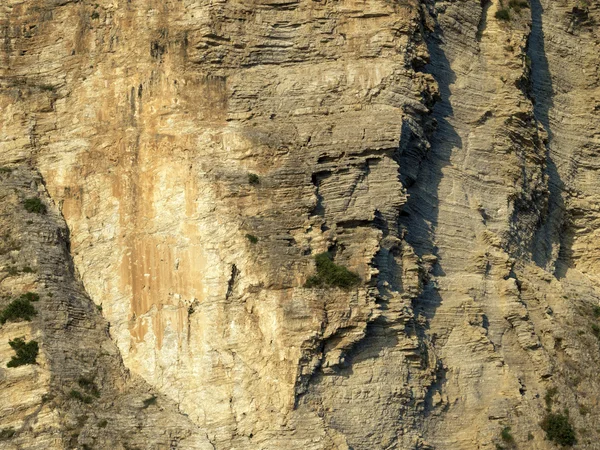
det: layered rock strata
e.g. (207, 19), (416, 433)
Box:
(1, 0), (600, 449)
(0, 167), (212, 449)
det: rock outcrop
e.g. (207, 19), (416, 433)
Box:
(0, 168), (213, 449)
(1, 0), (600, 449)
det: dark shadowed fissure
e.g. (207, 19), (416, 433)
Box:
(399, 21), (458, 323)
(527, 0), (571, 277)
(397, 9), (465, 417)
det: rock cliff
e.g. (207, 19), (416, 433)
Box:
(1, 0), (599, 449)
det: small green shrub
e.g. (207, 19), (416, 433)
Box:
(0, 236), (20, 255)
(0, 427), (15, 440)
(91, 11), (100, 19)
(246, 234), (258, 244)
(540, 412), (576, 447)
(527, 431), (534, 441)
(69, 389), (93, 404)
(22, 292), (39, 302)
(142, 395), (157, 408)
(23, 197), (46, 214)
(579, 405), (590, 415)
(248, 173), (260, 185)
(501, 427), (516, 448)
(6, 337), (39, 367)
(96, 304), (102, 312)
(304, 252), (361, 290)
(509, 0), (529, 8)
(0, 297), (37, 325)
(496, 8), (510, 21)
(592, 324), (600, 339)
(6, 266), (19, 276)
(593, 305), (600, 318)
(545, 387), (558, 409)
(98, 419), (108, 428)
(21, 266), (35, 273)
(77, 415), (88, 426)
(78, 376), (100, 397)
(0, 167), (13, 174)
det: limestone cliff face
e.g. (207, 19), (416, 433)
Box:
(1, 0), (600, 449)
(0, 168), (213, 449)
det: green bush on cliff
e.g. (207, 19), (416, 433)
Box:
(540, 412), (576, 447)
(6, 337), (39, 367)
(0, 297), (37, 325)
(544, 387), (558, 409)
(496, 8), (510, 21)
(23, 197), (46, 214)
(20, 292), (40, 302)
(142, 395), (158, 408)
(69, 389), (93, 404)
(500, 426), (516, 448)
(78, 376), (101, 398)
(304, 252), (361, 290)
(508, 0), (529, 12)
(0, 427), (15, 440)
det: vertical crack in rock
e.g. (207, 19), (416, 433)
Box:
(290, 4), (445, 448)
(476, 0), (492, 42)
(406, 1), (600, 448)
(225, 264), (239, 301)
(528, 0), (567, 274)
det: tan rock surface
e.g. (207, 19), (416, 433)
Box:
(0, 168), (213, 449)
(1, 0), (600, 449)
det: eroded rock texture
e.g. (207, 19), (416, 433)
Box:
(0, 168), (213, 449)
(1, 0), (600, 449)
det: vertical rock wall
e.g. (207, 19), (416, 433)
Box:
(412, 0), (600, 448)
(1, 0), (600, 449)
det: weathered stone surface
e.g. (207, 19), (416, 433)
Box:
(1, 0), (600, 449)
(0, 168), (212, 449)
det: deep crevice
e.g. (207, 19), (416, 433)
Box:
(527, 0), (570, 276)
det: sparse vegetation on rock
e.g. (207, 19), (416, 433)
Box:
(496, 8), (511, 21)
(23, 197), (47, 214)
(499, 426), (516, 449)
(0, 428), (15, 440)
(142, 395), (158, 408)
(69, 389), (93, 404)
(508, 0), (529, 12)
(78, 376), (101, 398)
(0, 297), (37, 325)
(305, 252), (361, 289)
(540, 412), (576, 447)
(544, 387), (558, 409)
(6, 337), (39, 367)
